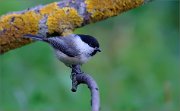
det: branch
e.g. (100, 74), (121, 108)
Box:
(71, 65), (100, 111)
(0, 0), (151, 54)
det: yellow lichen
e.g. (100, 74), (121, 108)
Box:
(40, 2), (59, 15)
(46, 7), (83, 34)
(0, 11), (41, 37)
(19, 11), (42, 34)
(0, 14), (19, 30)
(85, 0), (144, 22)
(0, 11), (42, 53)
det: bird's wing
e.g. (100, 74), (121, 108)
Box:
(47, 37), (80, 57)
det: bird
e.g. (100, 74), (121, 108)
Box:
(23, 34), (101, 69)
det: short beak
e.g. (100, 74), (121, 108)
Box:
(96, 48), (101, 52)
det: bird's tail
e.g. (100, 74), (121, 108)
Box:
(24, 34), (47, 41)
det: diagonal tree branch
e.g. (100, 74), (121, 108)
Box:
(0, 0), (151, 54)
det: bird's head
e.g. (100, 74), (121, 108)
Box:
(77, 34), (101, 56)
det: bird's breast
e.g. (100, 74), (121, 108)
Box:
(55, 50), (91, 66)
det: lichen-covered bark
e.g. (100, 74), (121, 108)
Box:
(0, 0), (146, 54)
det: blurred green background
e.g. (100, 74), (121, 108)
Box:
(0, 0), (179, 111)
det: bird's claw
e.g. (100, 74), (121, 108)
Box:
(70, 65), (84, 92)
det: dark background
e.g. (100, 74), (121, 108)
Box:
(0, 0), (179, 111)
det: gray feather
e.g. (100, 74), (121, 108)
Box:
(47, 37), (80, 57)
(24, 34), (80, 57)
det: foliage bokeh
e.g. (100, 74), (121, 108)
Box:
(0, 0), (179, 111)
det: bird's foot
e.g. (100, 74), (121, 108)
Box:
(70, 65), (84, 92)
(71, 65), (83, 74)
(71, 72), (78, 92)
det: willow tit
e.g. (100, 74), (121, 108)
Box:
(24, 34), (101, 67)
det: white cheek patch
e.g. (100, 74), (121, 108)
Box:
(75, 37), (94, 55)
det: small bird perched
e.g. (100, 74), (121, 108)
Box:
(24, 34), (101, 69)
